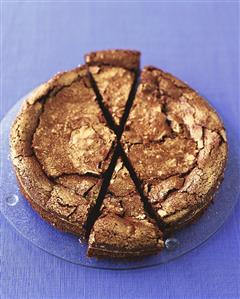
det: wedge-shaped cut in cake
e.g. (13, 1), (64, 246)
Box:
(87, 158), (164, 258)
(85, 50), (140, 125)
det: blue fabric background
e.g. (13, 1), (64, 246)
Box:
(1, 2), (239, 299)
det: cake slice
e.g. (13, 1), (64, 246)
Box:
(122, 67), (171, 144)
(85, 50), (140, 125)
(87, 158), (164, 258)
(122, 66), (227, 230)
(10, 66), (113, 237)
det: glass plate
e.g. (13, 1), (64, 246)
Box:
(0, 91), (239, 270)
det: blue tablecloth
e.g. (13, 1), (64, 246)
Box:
(1, 2), (239, 298)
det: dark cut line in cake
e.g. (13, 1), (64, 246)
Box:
(84, 64), (140, 237)
(118, 145), (168, 231)
(86, 67), (168, 233)
(118, 72), (139, 137)
(84, 145), (120, 238)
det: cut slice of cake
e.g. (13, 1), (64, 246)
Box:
(87, 158), (164, 258)
(85, 50), (140, 125)
(122, 66), (227, 230)
(122, 67), (171, 144)
(10, 66), (113, 237)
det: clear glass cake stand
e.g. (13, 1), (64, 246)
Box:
(1, 92), (239, 270)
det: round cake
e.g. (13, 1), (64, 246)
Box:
(10, 50), (227, 258)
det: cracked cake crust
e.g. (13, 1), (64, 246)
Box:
(10, 65), (109, 237)
(10, 49), (227, 258)
(85, 49), (140, 71)
(123, 66), (227, 229)
(88, 65), (135, 125)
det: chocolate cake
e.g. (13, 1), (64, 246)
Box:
(10, 50), (227, 258)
